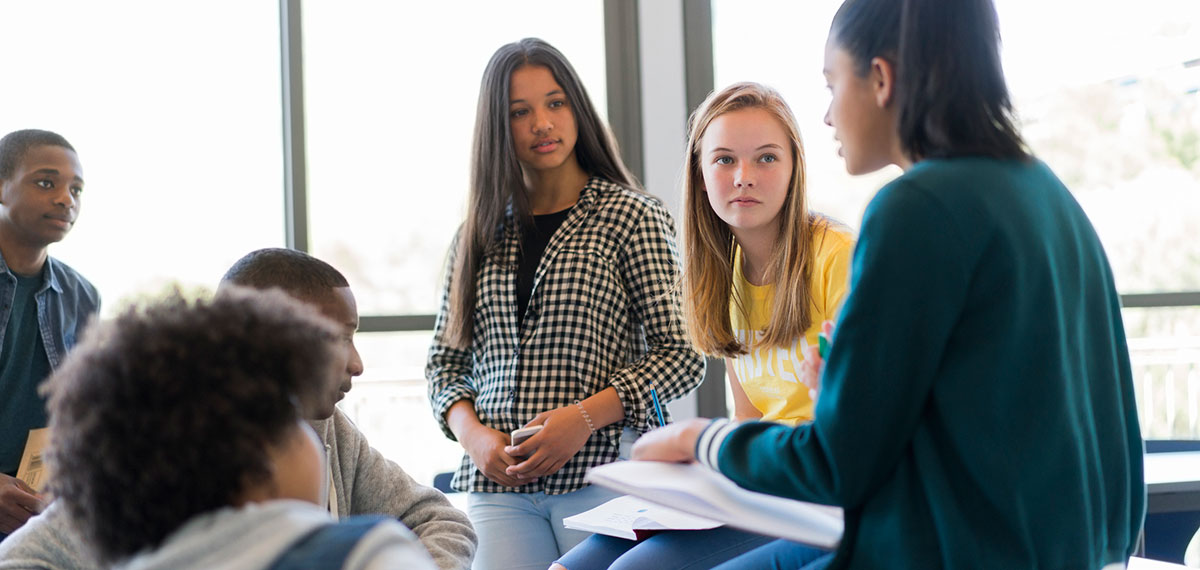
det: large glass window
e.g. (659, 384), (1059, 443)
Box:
(302, 0), (607, 317)
(0, 1), (285, 310)
(301, 1), (609, 483)
(994, 0), (1200, 295)
(1127, 307), (1200, 439)
(339, 331), (465, 487)
(712, 0), (1200, 437)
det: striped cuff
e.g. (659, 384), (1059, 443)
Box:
(695, 418), (740, 471)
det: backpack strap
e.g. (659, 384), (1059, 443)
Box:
(267, 515), (392, 570)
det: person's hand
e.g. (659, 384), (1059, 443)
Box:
(504, 405), (593, 480)
(630, 418), (711, 463)
(0, 473), (44, 533)
(460, 424), (525, 487)
(799, 321), (835, 402)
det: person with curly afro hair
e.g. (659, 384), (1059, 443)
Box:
(0, 249), (477, 570)
(38, 288), (436, 569)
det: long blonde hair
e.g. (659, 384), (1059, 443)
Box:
(681, 82), (829, 357)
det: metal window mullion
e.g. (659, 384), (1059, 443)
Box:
(1121, 292), (1200, 309)
(359, 315), (436, 333)
(280, 0), (310, 252)
(680, 0), (725, 418)
(682, 0), (714, 113)
(605, 0), (644, 184)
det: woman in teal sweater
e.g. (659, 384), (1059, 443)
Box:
(631, 0), (1145, 568)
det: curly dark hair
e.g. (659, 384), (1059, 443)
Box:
(222, 248), (349, 303)
(0, 129), (76, 179)
(42, 287), (340, 564)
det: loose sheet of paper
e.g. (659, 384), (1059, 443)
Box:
(564, 495), (722, 540)
(16, 427), (50, 492)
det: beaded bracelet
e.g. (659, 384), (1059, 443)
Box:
(574, 400), (596, 433)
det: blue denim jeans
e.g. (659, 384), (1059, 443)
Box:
(467, 485), (620, 570)
(710, 539), (831, 570)
(556, 526), (777, 570)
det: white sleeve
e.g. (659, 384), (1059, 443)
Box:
(696, 418), (739, 471)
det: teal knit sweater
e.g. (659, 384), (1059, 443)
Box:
(712, 158), (1145, 569)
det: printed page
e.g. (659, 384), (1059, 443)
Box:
(16, 428), (50, 493)
(586, 461), (843, 548)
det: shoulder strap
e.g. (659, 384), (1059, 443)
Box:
(267, 515), (391, 570)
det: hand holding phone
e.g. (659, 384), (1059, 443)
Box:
(511, 424), (544, 447)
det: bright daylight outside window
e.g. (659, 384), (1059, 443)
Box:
(4, 0), (1194, 492)
(302, 0), (608, 486)
(0, 1), (285, 310)
(713, 0), (1200, 438)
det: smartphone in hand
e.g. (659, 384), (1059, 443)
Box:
(511, 425), (544, 446)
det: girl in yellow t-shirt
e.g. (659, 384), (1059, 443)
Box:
(553, 82), (852, 570)
(681, 82), (854, 426)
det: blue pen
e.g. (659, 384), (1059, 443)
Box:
(650, 386), (667, 426)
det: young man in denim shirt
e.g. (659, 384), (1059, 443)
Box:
(0, 130), (99, 540)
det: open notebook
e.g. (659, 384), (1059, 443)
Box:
(563, 495), (722, 541)
(584, 460), (843, 549)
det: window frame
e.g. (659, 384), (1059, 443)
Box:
(277, 0), (1200, 429)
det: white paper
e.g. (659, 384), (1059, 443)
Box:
(585, 461), (843, 549)
(563, 495), (722, 540)
(16, 428), (50, 493)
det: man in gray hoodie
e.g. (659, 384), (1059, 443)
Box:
(0, 248), (476, 569)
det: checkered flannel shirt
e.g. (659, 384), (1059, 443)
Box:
(426, 177), (706, 494)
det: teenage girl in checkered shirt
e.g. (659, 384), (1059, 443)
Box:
(553, 83), (854, 570)
(426, 38), (705, 570)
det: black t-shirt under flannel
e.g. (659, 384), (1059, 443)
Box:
(516, 206), (573, 325)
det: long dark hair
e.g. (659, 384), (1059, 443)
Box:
(830, 0), (1029, 162)
(446, 38), (637, 347)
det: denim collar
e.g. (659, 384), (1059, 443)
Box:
(0, 251), (61, 295)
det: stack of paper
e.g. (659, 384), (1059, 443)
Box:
(585, 460), (843, 549)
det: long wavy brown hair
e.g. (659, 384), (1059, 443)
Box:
(682, 82), (831, 357)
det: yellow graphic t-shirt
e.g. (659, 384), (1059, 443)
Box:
(729, 226), (854, 425)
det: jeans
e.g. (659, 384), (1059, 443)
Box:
(710, 539), (831, 570)
(467, 485), (620, 570)
(556, 526), (777, 570)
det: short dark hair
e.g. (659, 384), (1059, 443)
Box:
(830, 0), (1028, 161)
(222, 248), (349, 302)
(0, 129), (76, 179)
(43, 287), (340, 564)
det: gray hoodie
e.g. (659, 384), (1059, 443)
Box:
(115, 500), (434, 570)
(0, 410), (475, 569)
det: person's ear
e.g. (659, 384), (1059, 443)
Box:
(869, 57), (896, 108)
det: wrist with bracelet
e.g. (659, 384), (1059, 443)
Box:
(574, 399), (596, 433)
